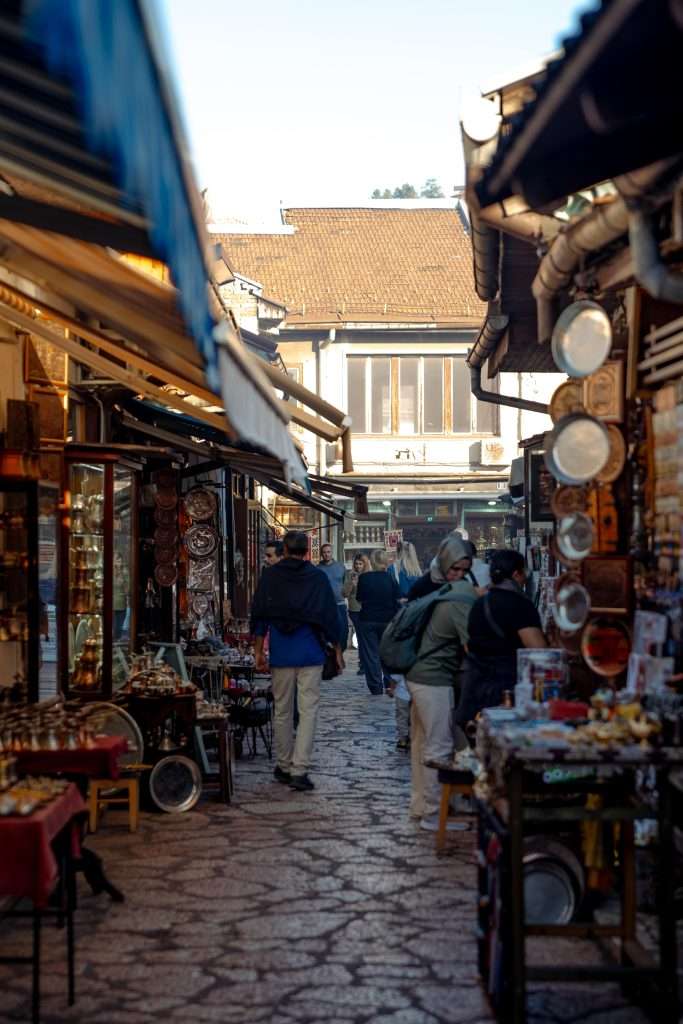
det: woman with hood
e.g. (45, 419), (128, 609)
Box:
(407, 532), (472, 601)
(405, 534), (478, 831)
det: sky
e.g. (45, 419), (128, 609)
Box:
(160, 0), (593, 223)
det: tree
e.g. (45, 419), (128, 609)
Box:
(393, 183), (417, 198)
(382, 189), (392, 198)
(371, 189), (382, 199)
(420, 178), (445, 198)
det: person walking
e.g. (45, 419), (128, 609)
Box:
(343, 554), (370, 676)
(406, 532), (475, 601)
(456, 549), (547, 732)
(391, 541), (423, 598)
(251, 531), (342, 792)
(318, 542), (349, 650)
(356, 549), (400, 695)
(405, 535), (478, 830)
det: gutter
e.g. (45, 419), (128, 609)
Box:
(466, 314), (549, 415)
(532, 160), (679, 342)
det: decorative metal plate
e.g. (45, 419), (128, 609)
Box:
(549, 380), (584, 424)
(191, 593), (210, 617)
(154, 505), (177, 526)
(184, 488), (216, 521)
(154, 544), (177, 565)
(154, 469), (177, 489)
(581, 616), (631, 677)
(187, 557), (214, 592)
(86, 702), (144, 767)
(148, 755), (202, 813)
(155, 488), (178, 510)
(550, 485), (588, 517)
(184, 524), (218, 559)
(544, 414), (610, 485)
(154, 526), (177, 547)
(154, 563), (178, 587)
(594, 425), (626, 484)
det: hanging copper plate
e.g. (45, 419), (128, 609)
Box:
(154, 526), (177, 547)
(549, 381), (584, 424)
(581, 617), (630, 677)
(154, 544), (177, 565)
(154, 563), (177, 587)
(583, 361), (624, 423)
(594, 425), (626, 484)
(154, 505), (177, 527)
(155, 488), (178, 510)
(184, 488), (216, 521)
(154, 469), (177, 489)
(185, 524), (219, 559)
(551, 486), (588, 517)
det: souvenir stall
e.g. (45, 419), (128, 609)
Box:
(462, 299), (683, 1023)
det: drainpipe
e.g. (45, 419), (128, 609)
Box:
(628, 206), (683, 305)
(467, 314), (548, 414)
(532, 159), (681, 342)
(470, 364), (548, 415)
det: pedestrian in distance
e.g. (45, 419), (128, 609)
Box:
(251, 531), (342, 792)
(386, 541), (422, 749)
(356, 549), (400, 695)
(318, 542), (349, 651)
(390, 540), (423, 598)
(404, 534), (478, 831)
(342, 553), (370, 676)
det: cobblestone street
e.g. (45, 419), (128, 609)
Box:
(0, 657), (659, 1023)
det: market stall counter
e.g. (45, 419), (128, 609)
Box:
(474, 709), (682, 1023)
(0, 777), (85, 1023)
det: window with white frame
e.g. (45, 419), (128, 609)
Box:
(346, 354), (498, 435)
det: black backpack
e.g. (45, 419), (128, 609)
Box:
(379, 584), (475, 674)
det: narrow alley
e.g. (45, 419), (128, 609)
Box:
(0, 656), (652, 1024)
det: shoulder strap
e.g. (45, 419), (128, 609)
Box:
(413, 591), (476, 665)
(482, 592), (506, 640)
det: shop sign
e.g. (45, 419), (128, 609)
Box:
(384, 529), (403, 551)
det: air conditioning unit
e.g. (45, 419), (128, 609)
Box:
(480, 439), (507, 466)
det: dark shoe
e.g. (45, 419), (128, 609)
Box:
(289, 774), (315, 791)
(396, 738), (410, 750)
(273, 766), (291, 784)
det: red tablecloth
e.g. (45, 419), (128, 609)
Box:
(0, 784), (86, 907)
(15, 737), (128, 780)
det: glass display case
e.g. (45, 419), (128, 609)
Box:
(61, 447), (139, 698)
(0, 473), (40, 701)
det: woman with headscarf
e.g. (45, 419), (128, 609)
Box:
(405, 535), (478, 830)
(406, 532), (473, 601)
(456, 549), (546, 732)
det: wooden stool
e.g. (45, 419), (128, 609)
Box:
(436, 767), (474, 852)
(88, 777), (139, 833)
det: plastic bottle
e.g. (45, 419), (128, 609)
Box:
(515, 679), (533, 714)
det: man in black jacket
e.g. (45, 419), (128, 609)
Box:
(251, 531), (342, 792)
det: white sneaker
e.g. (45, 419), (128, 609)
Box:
(419, 815), (469, 832)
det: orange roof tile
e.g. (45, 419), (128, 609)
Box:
(214, 207), (485, 327)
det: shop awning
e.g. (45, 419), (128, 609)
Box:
(0, 0), (307, 484)
(117, 398), (346, 523)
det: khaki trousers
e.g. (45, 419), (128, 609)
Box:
(406, 680), (454, 819)
(270, 665), (322, 776)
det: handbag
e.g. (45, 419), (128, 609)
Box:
(322, 643), (340, 680)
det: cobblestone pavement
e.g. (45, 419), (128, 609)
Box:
(0, 656), (663, 1023)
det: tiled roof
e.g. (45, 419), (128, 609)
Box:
(215, 207), (485, 327)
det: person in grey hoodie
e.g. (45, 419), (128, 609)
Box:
(405, 534), (477, 831)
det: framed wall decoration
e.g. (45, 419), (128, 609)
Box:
(528, 451), (556, 523)
(581, 555), (631, 615)
(583, 361), (624, 423)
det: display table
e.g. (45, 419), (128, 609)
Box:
(475, 717), (683, 1022)
(15, 737), (128, 781)
(0, 784), (86, 1022)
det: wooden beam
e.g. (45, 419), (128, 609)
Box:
(0, 300), (237, 438)
(281, 400), (344, 442)
(0, 194), (155, 256)
(341, 428), (354, 473)
(260, 360), (351, 427)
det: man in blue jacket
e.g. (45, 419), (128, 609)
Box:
(252, 532), (342, 792)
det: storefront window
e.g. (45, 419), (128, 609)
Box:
(398, 358), (419, 434)
(112, 465), (134, 686)
(68, 462), (105, 693)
